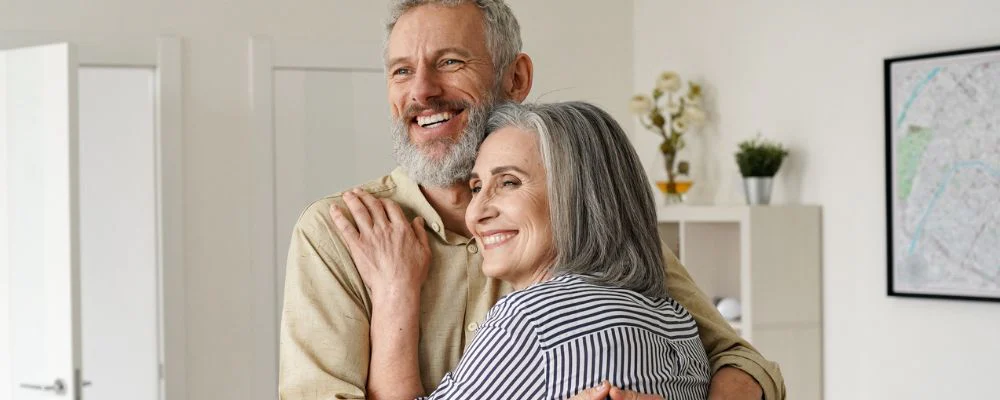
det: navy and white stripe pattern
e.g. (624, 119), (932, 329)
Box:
(419, 274), (711, 399)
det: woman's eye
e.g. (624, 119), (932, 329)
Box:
(470, 184), (482, 194)
(501, 179), (520, 188)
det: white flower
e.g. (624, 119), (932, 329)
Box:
(684, 94), (701, 106)
(672, 118), (688, 133)
(629, 95), (653, 114)
(666, 100), (682, 116)
(682, 106), (706, 126)
(656, 71), (682, 93)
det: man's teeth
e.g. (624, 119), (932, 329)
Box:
(482, 232), (516, 245)
(417, 112), (453, 127)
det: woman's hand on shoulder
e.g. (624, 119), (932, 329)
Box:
(330, 188), (431, 305)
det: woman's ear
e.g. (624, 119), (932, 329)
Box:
(504, 53), (533, 103)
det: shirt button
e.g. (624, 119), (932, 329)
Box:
(467, 322), (478, 332)
(431, 222), (441, 233)
(467, 243), (479, 254)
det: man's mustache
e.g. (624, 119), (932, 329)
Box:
(403, 98), (473, 120)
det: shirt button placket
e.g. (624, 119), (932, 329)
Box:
(463, 240), (483, 348)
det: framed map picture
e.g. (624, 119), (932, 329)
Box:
(885, 44), (1000, 302)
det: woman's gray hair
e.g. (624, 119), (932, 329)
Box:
(384, 0), (522, 86)
(486, 102), (668, 298)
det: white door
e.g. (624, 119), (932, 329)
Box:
(248, 37), (392, 399)
(77, 67), (160, 400)
(0, 43), (82, 399)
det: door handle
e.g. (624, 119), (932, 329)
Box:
(19, 378), (66, 395)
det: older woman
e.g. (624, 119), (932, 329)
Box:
(333, 102), (710, 399)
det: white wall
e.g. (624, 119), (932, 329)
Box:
(633, 1), (1000, 399)
(0, 59), (9, 398)
(0, 2), (633, 399)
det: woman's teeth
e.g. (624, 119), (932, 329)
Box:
(482, 232), (516, 245)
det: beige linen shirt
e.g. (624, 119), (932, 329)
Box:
(279, 168), (786, 400)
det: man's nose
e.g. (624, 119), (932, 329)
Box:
(410, 67), (444, 104)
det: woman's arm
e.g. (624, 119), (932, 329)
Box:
(330, 189), (431, 399)
(367, 289), (425, 399)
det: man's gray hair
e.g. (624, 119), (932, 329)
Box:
(486, 102), (668, 298)
(384, 0), (522, 85)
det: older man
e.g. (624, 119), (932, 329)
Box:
(279, 1), (786, 399)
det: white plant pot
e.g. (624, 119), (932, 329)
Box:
(742, 177), (773, 205)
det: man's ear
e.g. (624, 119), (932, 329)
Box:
(503, 53), (533, 103)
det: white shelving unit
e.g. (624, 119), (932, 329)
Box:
(657, 205), (822, 400)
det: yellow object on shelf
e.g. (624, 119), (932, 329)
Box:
(655, 180), (693, 194)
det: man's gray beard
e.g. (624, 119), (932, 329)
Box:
(391, 99), (493, 188)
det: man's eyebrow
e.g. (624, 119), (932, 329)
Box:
(386, 47), (475, 68)
(434, 47), (474, 59)
(386, 56), (408, 69)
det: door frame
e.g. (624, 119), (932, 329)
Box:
(248, 35), (383, 399)
(0, 32), (186, 400)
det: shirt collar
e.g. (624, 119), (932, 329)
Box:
(389, 167), (472, 245)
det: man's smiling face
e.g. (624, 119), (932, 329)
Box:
(386, 3), (497, 164)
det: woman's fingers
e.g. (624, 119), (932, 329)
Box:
(329, 205), (361, 248)
(568, 381), (611, 400)
(330, 204), (358, 244)
(342, 190), (374, 234)
(610, 387), (661, 400)
(412, 216), (429, 249)
(353, 188), (390, 230)
(383, 198), (408, 227)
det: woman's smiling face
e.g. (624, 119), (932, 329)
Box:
(465, 126), (555, 290)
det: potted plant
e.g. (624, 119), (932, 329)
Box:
(734, 134), (789, 205)
(629, 71), (706, 204)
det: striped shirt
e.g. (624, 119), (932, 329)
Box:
(419, 274), (711, 399)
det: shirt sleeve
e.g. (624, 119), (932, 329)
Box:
(419, 300), (547, 400)
(278, 198), (373, 400)
(663, 248), (787, 400)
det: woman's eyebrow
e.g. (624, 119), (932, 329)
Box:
(490, 165), (527, 176)
(469, 165), (528, 181)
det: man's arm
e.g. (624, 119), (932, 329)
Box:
(663, 249), (787, 400)
(279, 198), (371, 400)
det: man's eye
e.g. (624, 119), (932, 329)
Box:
(391, 67), (411, 76)
(442, 59), (463, 67)
(470, 184), (482, 194)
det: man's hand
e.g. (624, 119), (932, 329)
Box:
(570, 381), (665, 400)
(330, 188), (431, 303)
(708, 367), (763, 400)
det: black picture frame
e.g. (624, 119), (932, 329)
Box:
(884, 44), (1000, 303)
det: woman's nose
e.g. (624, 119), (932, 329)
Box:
(466, 192), (499, 227)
